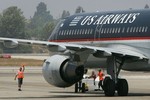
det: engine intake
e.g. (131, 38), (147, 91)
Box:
(42, 55), (84, 87)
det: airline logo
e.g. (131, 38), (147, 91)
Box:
(69, 13), (140, 26)
(69, 16), (83, 26)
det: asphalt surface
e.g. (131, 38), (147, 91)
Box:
(0, 67), (150, 100)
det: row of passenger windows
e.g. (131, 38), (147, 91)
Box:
(58, 29), (93, 36)
(58, 26), (148, 36)
(99, 26), (148, 34)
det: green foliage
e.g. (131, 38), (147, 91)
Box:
(0, 44), (3, 53)
(30, 2), (53, 28)
(61, 10), (70, 19)
(0, 6), (32, 53)
(27, 2), (54, 40)
(145, 4), (149, 9)
(0, 3), (88, 53)
(75, 6), (85, 14)
(0, 6), (26, 39)
(41, 22), (55, 40)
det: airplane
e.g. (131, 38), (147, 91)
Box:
(0, 9), (150, 96)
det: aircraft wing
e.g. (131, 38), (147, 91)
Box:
(0, 37), (148, 60)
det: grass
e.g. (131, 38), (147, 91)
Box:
(0, 58), (43, 66)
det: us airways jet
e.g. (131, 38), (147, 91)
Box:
(0, 9), (150, 96)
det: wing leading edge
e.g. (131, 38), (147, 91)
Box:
(0, 37), (148, 60)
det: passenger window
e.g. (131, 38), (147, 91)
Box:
(67, 30), (69, 35)
(75, 30), (77, 35)
(63, 30), (65, 35)
(109, 28), (112, 33)
(107, 28), (109, 33)
(90, 29), (93, 34)
(88, 29), (90, 34)
(133, 27), (136, 33)
(80, 29), (82, 34)
(118, 28), (121, 33)
(139, 27), (142, 32)
(127, 27), (129, 33)
(115, 28), (118, 33)
(130, 27), (133, 33)
(72, 30), (74, 35)
(82, 29), (84, 34)
(101, 28), (104, 34)
(122, 27), (125, 33)
(77, 29), (80, 34)
(145, 27), (148, 32)
(112, 28), (115, 33)
(69, 30), (71, 35)
(85, 29), (87, 34)
(58, 31), (61, 35)
(142, 27), (144, 32)
(103, 28), (106, 34)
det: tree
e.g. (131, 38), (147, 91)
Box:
(41, 22), (55, 40)
(61, 10), (70, 19)
(28, 2), (54, 40)
(145, 4), (149, 9)
(75, 6), (85, 14)
(0, 6), (26, 39)
(30, 2), (53, 28)
(0, 6), (32, 53)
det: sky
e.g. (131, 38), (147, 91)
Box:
(0, 0), (150, 19)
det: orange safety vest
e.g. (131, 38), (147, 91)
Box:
(98, 71), (104, 81)
(17, 70), (24, 78)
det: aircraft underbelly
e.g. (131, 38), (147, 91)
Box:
(122, 61), (150, 71)
(84, 55), (150, 71)
(84, 56), (107, 68)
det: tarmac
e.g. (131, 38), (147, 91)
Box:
(0, 67), (150, 100)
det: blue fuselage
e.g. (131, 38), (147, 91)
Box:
(49, 9), (150, 71)
(49, 9), (150, 43)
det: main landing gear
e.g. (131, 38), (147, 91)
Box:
(103, 56), (129, 96)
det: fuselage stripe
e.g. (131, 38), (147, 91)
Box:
(49, 37), (150, 42)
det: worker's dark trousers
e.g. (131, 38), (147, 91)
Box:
(98, 80), (103, 89)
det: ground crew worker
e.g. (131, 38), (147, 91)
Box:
(98, 69), (104, 90)
(88, 71), (96, 85)
(14, 65), (25, 91)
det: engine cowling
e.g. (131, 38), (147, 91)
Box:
(42, 54), (84, 87)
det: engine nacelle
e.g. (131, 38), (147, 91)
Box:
(42, 55), (84, 87)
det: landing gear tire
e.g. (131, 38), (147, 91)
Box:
(82, 83), (85, 93)
(103, 79), (115, 96)
(75, 83), (78, 93)
(117, 79), (128, 96)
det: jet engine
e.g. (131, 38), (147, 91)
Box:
(42, 54), (84, 87)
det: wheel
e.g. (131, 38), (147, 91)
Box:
(82, 83), (86, 93)
(75, 83), (78, 93)
(103, 76), (111, 91)
(103, 79), (115, 96)
(117, 79), (128, 96)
